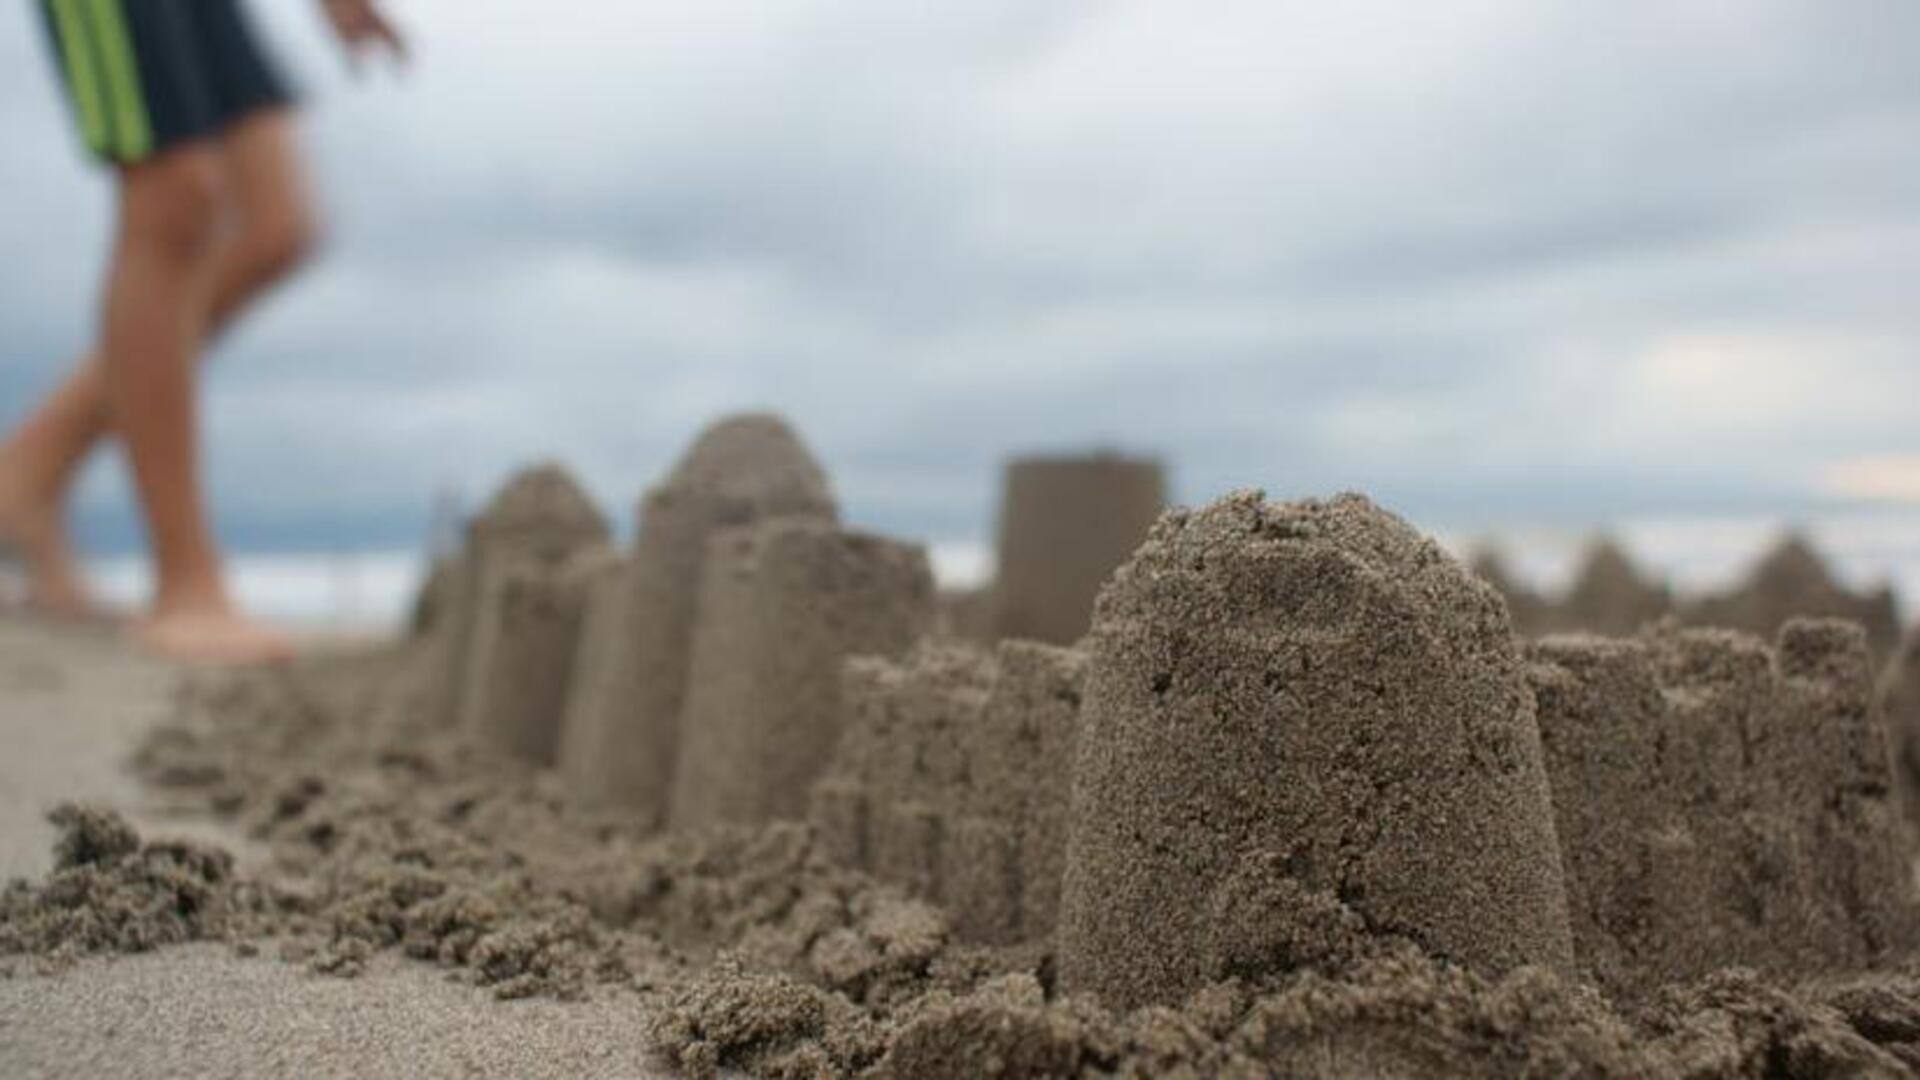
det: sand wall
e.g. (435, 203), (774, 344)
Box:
(990, 454), (1165, 646)
(1529, 619), (1920, 1002)
(667, 521), (934, 830)
(555, 415), (838, 819)
(809, 639), (1086, 944)
(1059, 492), (1575, 1010)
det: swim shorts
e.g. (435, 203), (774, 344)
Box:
(40, 0), (296, 165)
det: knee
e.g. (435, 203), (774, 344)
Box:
(234, 202), (323, 287)
(122, 151), (227, 261)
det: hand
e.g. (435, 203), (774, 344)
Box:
(321, 0), (408, 70)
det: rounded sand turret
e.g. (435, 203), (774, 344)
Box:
(1685, 533), (1901, 656)
(438, 464), (609, 729)
(1556, 537), (1670, 636)
(1058, 492), (1573, 1010)
(555, 414), (838, 819)
(990, 454), (1165, 646)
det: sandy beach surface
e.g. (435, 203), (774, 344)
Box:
(0, 614), (668, 1079)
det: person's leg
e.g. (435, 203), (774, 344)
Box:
(0, 108), (316, 623)
(0, 366), (108, 616)
(104, 142), (292, 664)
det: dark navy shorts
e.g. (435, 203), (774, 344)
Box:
(40, 0), (296, 165)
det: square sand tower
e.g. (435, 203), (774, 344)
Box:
(810, 640), (1088, 945)
(1530, 619), (1920, 1003)
(437, 464), (609, 731)
(990, 454), (1165, 646)
(666, 520), (933, 830)
(1058, 492), (1574, 1011)
(555, 415), (838, 820)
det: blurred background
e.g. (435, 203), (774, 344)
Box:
(2, 0), (1917, 631)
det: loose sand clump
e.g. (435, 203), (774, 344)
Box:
(1529, 619), (1920, 1003)
(1059, 491), (1573, 1010)
(810, 639), (1086, 944)
(1684, 534), (1902, 658)
(0, 804), (241, 966)
(558, 414), (839, 822)
(989, 454), (1166, 646)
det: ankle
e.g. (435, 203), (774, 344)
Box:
(153, 580), (236, 618)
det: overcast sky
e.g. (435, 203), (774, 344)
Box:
(3, 0), (1917, 559)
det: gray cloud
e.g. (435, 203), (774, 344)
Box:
(2, 0), (1917, 559)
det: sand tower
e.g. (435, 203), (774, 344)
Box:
(809, 639), (1086, 944)
(1685, 534), (1901, 657)
(1554, 537), (1670, 636)
(439, 465), (608, 733)
(990, 454), (1165, 646)
(555, 415), (838, 820)
(1058, 492), (1574, 1010)
(464, 547), (614, 763)
(666, 520), (934, 830)
(1530, 620), (1919, 1001)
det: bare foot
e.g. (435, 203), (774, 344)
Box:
(0, 482), (97, 620)
(134, 604), (295, 666)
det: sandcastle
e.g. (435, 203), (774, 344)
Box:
(1057, 492), (1575, 1010)
(1684, 534), (1902, 657)
(437, 465), (609, 753)
(666, 520), (935, 830)
(809, 639), (1086, 943)
(989, 454), (1165, 646)
(1529, 620), (1919, 1002)
(556, 415), (839, 821)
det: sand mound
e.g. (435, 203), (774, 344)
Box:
(1060, 491), (1573, 1011)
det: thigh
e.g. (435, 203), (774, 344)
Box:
(216, 108), (313, 232)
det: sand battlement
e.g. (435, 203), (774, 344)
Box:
(1529, 618), (1917, 1002)
(810, 639), (1086, 944)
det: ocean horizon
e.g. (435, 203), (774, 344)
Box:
(52, 510), (1920, 635)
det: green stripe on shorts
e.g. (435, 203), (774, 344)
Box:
(46, 0), (109, 155)
(82, 0), (154, 161)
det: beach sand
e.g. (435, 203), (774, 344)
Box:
(0, 614), (670, 1079)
